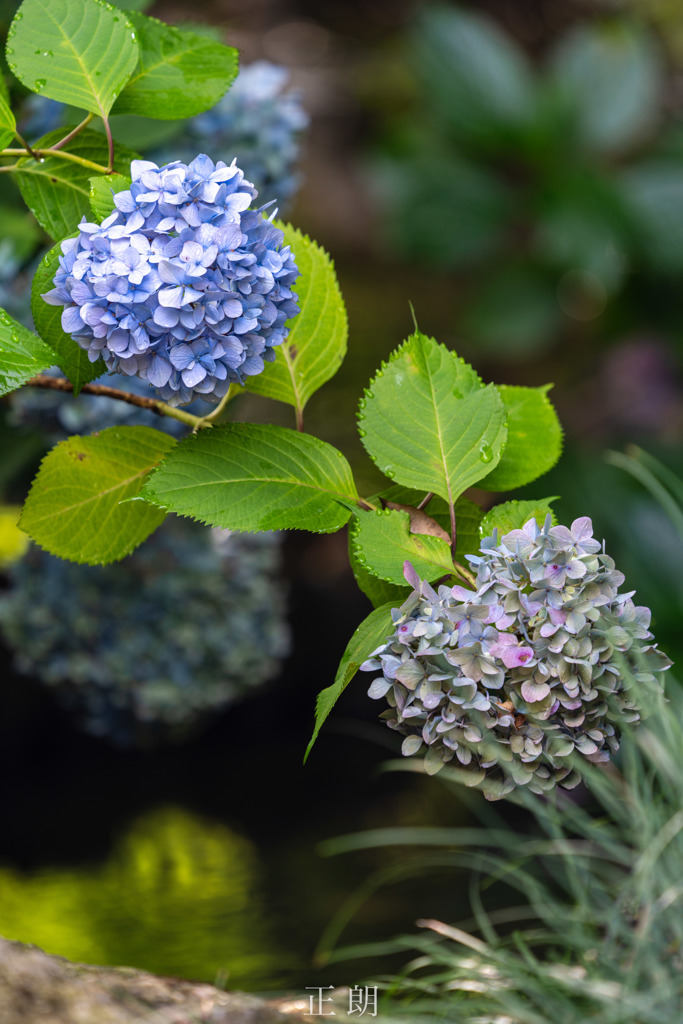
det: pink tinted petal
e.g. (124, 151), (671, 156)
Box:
(403, 561), (421, 591)
(521, 680), (551, 702)
(502, 646), (534, 668)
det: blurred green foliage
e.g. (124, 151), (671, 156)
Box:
(0, 806), (289, 987)
(369, 5), (683, 356)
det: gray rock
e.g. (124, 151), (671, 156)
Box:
(0, 937), (308, 1024)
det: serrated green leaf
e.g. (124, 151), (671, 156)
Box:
(7, 0), (139, 117)
(245, 223), (347, 415)
(477, 384), (563, 492)
(14, 128), (138, 240)
(479, 498), (558, 538)
(31, 239), (106, 394)
(0, 307), (55, 395)
(350, 487), (483, 603)
(304, 601), (396, 762)
(0, 72), (16, 150)
(112, 0), (152, 10)
(112, 11), (238, 119)
(19, 425), (173, 564)
(141, 422), (358, 534)
(359, 332), (507, 503)
(89, 172), (131, 221)
(349, 532), (410, 609)
(351, 508), (454, 586)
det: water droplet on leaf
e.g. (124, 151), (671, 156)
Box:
(33, 79), (46, 92)
(479, 442), (493, 463)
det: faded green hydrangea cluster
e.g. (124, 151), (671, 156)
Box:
(362, 516), (671, 798)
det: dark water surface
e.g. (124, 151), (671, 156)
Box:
(0, 532), (474, 993)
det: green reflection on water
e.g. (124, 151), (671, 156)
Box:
(0, 806), (291, 988)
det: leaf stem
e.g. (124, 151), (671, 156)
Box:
(0, 163), (19, 174)
(26, 374), (203, 429)
(449, 500), (457, 560)
(357, 498), (378, 512)
(1, 147), (110, 174)
(417, 491), (434, 511)
(49, 114), (95, 152)
(102, 116), (114, 173)
(452, 560), (477, 589)
(295, 405), (304, 432)
(13, 130), (38, 161)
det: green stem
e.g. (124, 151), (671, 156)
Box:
(452, 559), (477, 589)
(26, 374), (203, 429)
(449, 499), (457, 560)
(192, 383), (241, 430)
(0, 163), (19, 173)
(295, 405), (304, 432)
(1, 147), (110, 174)
(13, 130), (38, 161)
(357, 498), (378, 512)
(102, 116), (114, 173)
(49, 113), (94, 152)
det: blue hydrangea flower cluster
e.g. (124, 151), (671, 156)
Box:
(155, 61), (309, 209)
(43, 155), (300, 406)
(362, 516), (671, 799)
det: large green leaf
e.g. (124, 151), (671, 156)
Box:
(141, 423), (358, 534)
(6, 0), (138, 117)
(112, 12), (238, 119)
(479, 498), (558, 539)
(0, 72), (16, 150)
(304, 601), (396, 762)
(551, 22), (661, 155)
(351, 508), (454, 587)
(89, 172), (131, 221)
(245, 224), (348, 416)
(14, 128), (138, 240)
(19, 426), (173, 564)
(349, 535), (410, 609)
(30, 239), (106, 394)
(359, 332), (507, 504)
(0, 308), (55, 396)
(477, 384), (563, 492)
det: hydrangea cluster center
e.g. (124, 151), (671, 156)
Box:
(362, 516), (670, 798)
(44, 155), (300, 406)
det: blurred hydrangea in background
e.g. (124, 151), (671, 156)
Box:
(154, 61), (309, 210)
(363, 516), (671, 798)
(0, 520), (289, 747)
